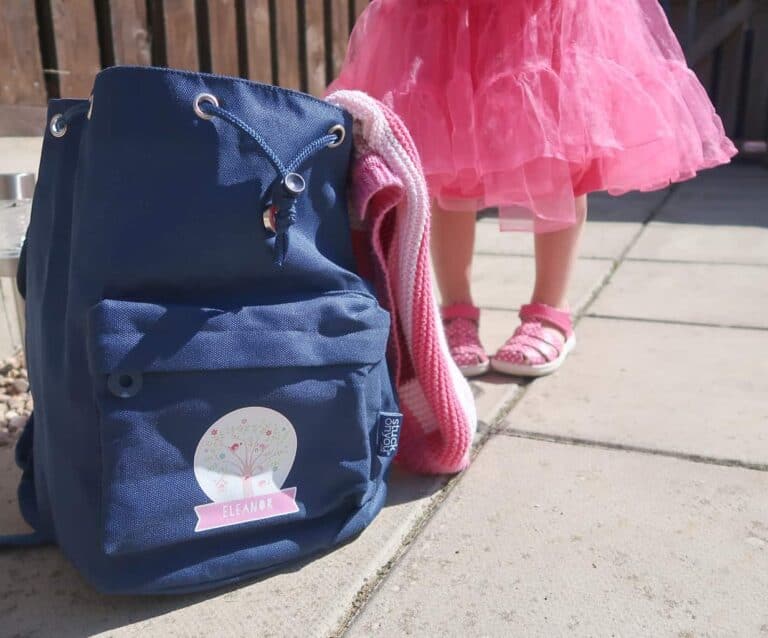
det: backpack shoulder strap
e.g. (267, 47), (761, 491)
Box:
(0, 530), (49, 546)
(1, 413), (53, 548)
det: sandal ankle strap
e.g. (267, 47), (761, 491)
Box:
(441, 303), (481, 322)
(519, 303), (573, 338)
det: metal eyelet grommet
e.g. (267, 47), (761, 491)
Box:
(49, 114), (67, 138)
(328, 124), (345, 148)
(87, 94), (94, 120)
(283, 172), (306, 195)
(107, 371), (143, 399)
(193, 93), (219, 120)
(263, 205), (277, 234)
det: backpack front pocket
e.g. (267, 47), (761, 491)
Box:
(86, 293), (393, 556)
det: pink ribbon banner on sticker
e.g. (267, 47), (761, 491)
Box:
(194, 487), (299, 532)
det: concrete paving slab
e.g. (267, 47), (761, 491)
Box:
(428, 307), (526, 438)
(653, 170), (768, 228)
(505, 317), (768, 466)
(469, 373), (521, 437)
(349, 436), (768, 638)
(629, 221), (768, 265)
(467, 309), (525, 435)
(472, 255), (614, 313)
(475, 220), (643, 261)
(478, 308), (521, 353)
(590, 260), (768, 328)
(475, 188), (667, 228)
(629, 164), (768, 265)
(474, 188), (666, 260)
(474, 220), (533, 256)
(588, 188), (670, 223)
(0, 444), (446, 638)
(654, 190), (767, 228)
(689, 162), (768, 181)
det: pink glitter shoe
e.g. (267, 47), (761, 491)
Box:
(441, 303), (490, 378)
(491, 303), (575, 377)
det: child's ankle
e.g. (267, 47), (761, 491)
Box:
(441, 297), (476, 309)
(529, 297), (570, 313)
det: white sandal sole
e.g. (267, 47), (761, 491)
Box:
(458, 360), (491, 378)
(490, 335), (576, 378)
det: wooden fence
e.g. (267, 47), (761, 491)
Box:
(0, 0), (369, 134)
(665, 0), (768, 149)
(1, 0), (767, 147)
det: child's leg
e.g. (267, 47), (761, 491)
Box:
(431, 205), (478, 306)
(491, 195), (587, 377)
(431, 203), (489, 376)
(532, 194), (588, 311)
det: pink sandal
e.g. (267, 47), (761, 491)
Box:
(441, 303), (490, 378)
(491, 303), (576, 377)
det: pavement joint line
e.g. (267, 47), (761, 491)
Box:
(475, 250), (615, 262)
(335, 187), (676, 635)
(624, 256), (768, 268)
(333, 435), (488, 636)
(584, 312), (768, 332)
(573, 186), (676, 321)
(334, 387), (531, 636)
(500, 428), (768, 472)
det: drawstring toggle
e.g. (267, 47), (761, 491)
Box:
(271, 172), (306, 266)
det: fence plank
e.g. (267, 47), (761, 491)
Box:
(715, 22), (746, 135)
(691, 0), (718, 101)
(206, 0), (239, 76)
(744, 4), (768, 140)
(329, 0), (350, 79)
(305, 0), (326, 95)
(351, 0), (369, 24)
(0, 2), (47, 105)
(242, 0), (272, 84)
(0, 105), (47, 136)
(108, 0), (151, 66)
(274, 0), (301, 90)
(49, 0), (102, 97)
(689, 0), (755, 65)
(685, 0), (699, 51)
(159, 0), (199, 70)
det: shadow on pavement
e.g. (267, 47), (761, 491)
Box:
(481, 161), (768, 227)
(0, 443), (445, 637)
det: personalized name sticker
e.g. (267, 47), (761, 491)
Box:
(192, 407), (299, 532)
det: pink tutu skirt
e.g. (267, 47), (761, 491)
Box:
(330, 0), (737, 231)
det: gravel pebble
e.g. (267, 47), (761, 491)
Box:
(7, 414), (28, 432)
(12, 379), (28, 394)
(0, 351), (31, 446)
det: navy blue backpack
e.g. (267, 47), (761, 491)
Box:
(2, 66), (402, 594)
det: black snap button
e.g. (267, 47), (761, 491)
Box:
(107, 371), (143, 398)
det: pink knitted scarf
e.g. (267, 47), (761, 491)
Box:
(326, 90), (476, 474)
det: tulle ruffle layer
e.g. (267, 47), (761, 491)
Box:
(331, 0), (737, 231)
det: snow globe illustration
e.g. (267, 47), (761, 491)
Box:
(193, 406), (299, 532)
